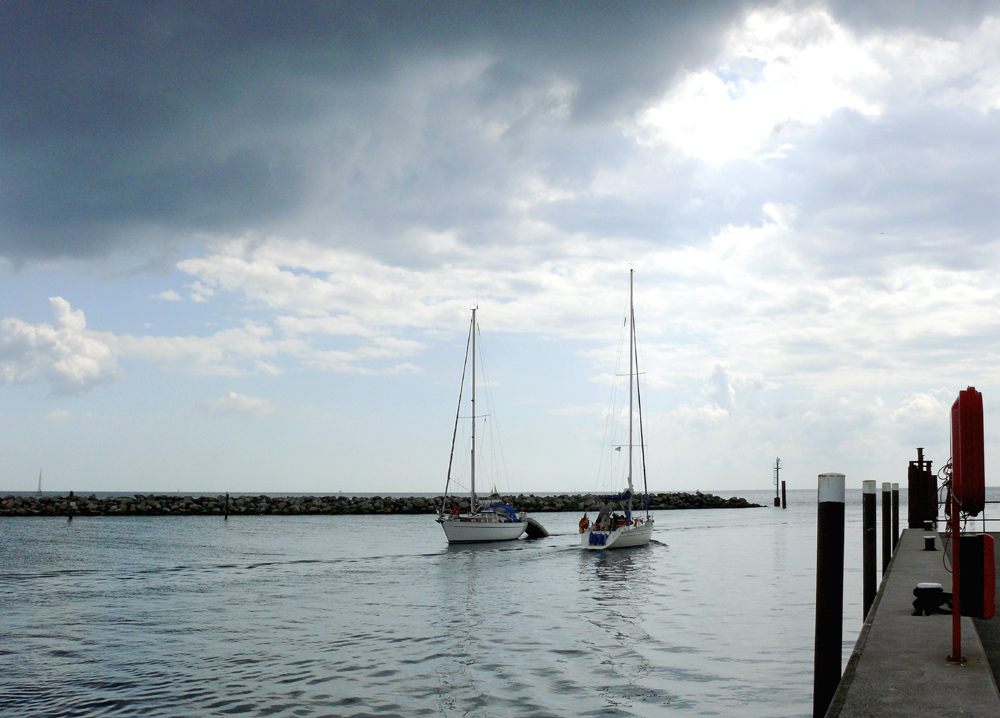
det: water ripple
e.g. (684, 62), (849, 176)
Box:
(0, 508), (843, 717)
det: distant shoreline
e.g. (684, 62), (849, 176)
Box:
(1, 491), (761, 517)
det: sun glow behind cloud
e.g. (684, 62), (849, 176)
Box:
(636, 8), (883, 162)
(634, 7), (1000, 165)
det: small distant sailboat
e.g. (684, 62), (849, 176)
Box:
(437, 307), (529, 543)
(582, 269), (654, 550)
(38, 468), (43, 495)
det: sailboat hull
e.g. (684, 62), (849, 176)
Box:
(438, 515), (527, 543)
(581, 518), (654, 550)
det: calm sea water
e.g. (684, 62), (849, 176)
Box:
(0, 487), (964, 718)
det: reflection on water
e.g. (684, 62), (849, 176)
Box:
(578, 546), (670, 712)
(588, 545), (651, 584)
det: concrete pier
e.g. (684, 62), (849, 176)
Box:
(825, 529), (1000, 717)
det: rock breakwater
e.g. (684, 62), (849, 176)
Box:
(0, 491), (759, 517)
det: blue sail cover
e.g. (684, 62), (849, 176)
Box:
(597, 490), (632, 502)
(496, 505), (517, 521)
(481, 504), (518, 521)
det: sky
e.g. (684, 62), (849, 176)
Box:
(3, 1), (1000, 496)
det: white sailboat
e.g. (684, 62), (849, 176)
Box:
(582, 269), (654, 550)
(437, 307), (528, 543)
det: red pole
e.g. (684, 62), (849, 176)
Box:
(950, 486), (963, 661)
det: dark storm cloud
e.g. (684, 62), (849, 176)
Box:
(2, 0), (754, 263)
(4, 1), (1000, 266)
(826, 0), (998, 35)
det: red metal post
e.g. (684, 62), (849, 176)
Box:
(951, 485), (962, 661)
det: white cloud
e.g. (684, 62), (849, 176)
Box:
(176, 235), (665, 343)
(157, 195), (1000, 400)
(45, 409), (71, 423)
(255, 361), (284, 376)
(0, 297), (121, 396)
(155, 289), (183, 301)
(675, 402), (731, 427)
(890, 388), (954, 446)
(0, 284), (436, 387)
(871, 15), (1000, 113)
(197, 391), (275, 417)
(705, 363), (737, 411)
(188, 281), (215, 303)
(114, 322), (279, 377)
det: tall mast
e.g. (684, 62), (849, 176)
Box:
(627, 269), (634, 506)
(470, 307), (477, 511)
(443, 322), (472, 506)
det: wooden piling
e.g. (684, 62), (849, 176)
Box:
(781, 480), (787, 509)
(891, 482), (899, 549)
(862, 480), (877, 618)
(881, 482), (892, 575)
(813, 473), (845, 718)
(907, 447), (935, 528)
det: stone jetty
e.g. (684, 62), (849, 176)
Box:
(0, 491), (759, 517)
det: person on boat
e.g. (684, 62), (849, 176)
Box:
(451, 503), (460, 517)
(597, 504), (611, 531)
(579, 513), (590, 533)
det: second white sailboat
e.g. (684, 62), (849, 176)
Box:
(582, 270), (654, 550)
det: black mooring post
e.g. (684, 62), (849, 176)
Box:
(774, 457), (782, 506)
(68, 490), (75, 522)
(225, 492), (229, 521)
(814, 473), (845, 718)
(862, 480), (877, 618)
(891, 482), (899, 550)
(907, 447), (935, 529)
(881, 482), (892, 574)
(781, 480), (787, 509)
